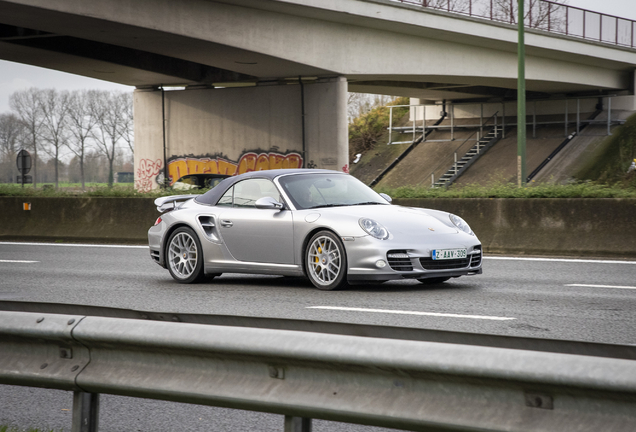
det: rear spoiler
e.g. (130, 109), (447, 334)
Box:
(154, 195), (199, 212)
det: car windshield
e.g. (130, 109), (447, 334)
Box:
(278, 173), (389, 210)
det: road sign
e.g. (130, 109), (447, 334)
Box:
(16, 175), (33, 184)
(16, 149), (32, 174)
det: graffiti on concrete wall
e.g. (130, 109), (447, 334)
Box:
(137, 151), (346, 191)
(167, 151), (304, 184)
(135, 159), (163, 192)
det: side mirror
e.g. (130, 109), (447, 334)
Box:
(255, 196), (284, 210)
(379, 193), (392, 203)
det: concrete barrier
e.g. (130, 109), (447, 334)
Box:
(1, 197), (156, 244)
(395, 198), (636, 258)
(1, 196), (635, 258)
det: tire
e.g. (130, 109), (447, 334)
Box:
(166, 226), (205, 284)
(418, 277), (451, 285)
(305, 230), (348, 290)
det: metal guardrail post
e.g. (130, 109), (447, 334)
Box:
(388, 106), (393, 144)
(502, 102), (506, 138)
(412, 105), (417, 142)
(431, 172), (435, 186)
(285, 416), (312, 432)
(454, 152), (458, 174)
(450, 104), (454, 140)
(577, 99), (580, 134)
(565, 99), (569, 136)
(533, 100), (537, 138)
(608, 96), (612, 135)
(423, 112), (426, 139)
(72, 392), (100, 432)
(494, 113), (498, 136)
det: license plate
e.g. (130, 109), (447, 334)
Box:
(432, 248), (467, 260)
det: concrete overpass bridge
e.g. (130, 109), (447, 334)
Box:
(1, 0), (636, 188)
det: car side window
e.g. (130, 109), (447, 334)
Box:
(217, 186), (233, 207)
(233, 179), (281, 208)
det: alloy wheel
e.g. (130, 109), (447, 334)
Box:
(168, 232), (199, 280)
(308, 235), (342, 287)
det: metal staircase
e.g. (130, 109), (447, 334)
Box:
(433, 113), (502, 188)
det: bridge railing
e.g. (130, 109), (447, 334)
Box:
(394, 0), (636, 48)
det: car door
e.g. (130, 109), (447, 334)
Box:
(217, 178), (294, 264)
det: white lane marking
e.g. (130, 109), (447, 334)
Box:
(0, 242), (148, 249)
(485, 256), (636, 265)
(565, 284), (636, 290)
(0, 260), (39, 263)
(307, 306), (515, 321)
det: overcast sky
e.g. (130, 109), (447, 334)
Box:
(1, 0), (635, 113)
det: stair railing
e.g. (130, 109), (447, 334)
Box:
(429, 111), (499, 187)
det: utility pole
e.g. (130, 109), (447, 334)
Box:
(517, 0), (527, 187)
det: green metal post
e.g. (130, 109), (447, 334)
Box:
(517, 0), (526, 186)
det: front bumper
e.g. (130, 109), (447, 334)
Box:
(344, 235), (482, 283)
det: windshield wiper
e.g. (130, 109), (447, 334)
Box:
(307, 203), (347, 209)
(349, 201), (386, 206)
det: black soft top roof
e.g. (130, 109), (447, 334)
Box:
(194, 168), (343, 206)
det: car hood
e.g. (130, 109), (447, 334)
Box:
(311, 204), (462, 240)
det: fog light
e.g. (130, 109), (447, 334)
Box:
(376, 260), (387, 268)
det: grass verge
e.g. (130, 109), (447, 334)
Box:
(377, 179), (636, 199)
(0, 426), (62, 432)
(3, 178), (636, 199)
(0, 184), (206, 198)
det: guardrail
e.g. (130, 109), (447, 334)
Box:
(2, 303), (636, 432)
(393, 0), (636, 49)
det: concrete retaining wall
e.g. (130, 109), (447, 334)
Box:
(2, 197), (635, 258)
(395, 198), (636, 258)
(1, 197), (157, 244)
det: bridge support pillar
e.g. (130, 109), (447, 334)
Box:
(133, 77), (348, 191)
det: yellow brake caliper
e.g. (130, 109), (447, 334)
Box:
(315, 244), (323, 269)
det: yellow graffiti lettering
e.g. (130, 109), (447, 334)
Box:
(237, 153), (258, 174)
(255, 153), (270, 171)
(217, 159), (238, 176)
(167, 151), (303, 183)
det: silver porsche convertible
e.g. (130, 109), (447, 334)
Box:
(148, 169), (482, 290)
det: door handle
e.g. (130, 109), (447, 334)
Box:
(220, 220), (233, 228)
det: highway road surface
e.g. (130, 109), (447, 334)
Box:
(1, 242), (635, 431)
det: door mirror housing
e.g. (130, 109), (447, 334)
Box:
(379, 193), (392, 203)
(255, 196), (284, 210)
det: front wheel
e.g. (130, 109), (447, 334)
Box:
(166, 227), (205, 284)
(305, 231), (348, 290)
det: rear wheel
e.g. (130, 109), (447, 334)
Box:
(166, 227), (205, 284)
(305, 231), (348, 290)
(418, 277), (451, 285)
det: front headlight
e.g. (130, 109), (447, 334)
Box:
(359, 218), (390, 240)
(449, 214), (474, 236)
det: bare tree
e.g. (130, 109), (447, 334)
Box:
(418, 0), (569, 31)
(9, 88), (43, 187)
(117, 92), (134, 154)
(0, 113), (26, 183)
(40, 89), (71, 188)
(66, 90), (100, 189)
(92, 90), (127, 187)
(488, 0), (568, 31)
(418, 0), (472, 14)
